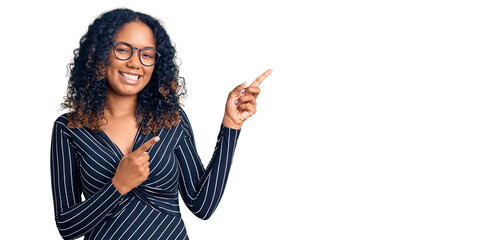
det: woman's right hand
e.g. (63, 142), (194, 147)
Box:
(112, 136), (160, 195)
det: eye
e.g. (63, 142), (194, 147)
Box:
(116, 48), (131, 54)
(142, 53), (154, 59)
(141, 49), (156, 59)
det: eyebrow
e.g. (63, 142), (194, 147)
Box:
(115, 41), (156, 49)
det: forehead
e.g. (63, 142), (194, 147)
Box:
(114, 21), (156, 48)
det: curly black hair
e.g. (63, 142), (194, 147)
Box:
(61, 8), (186, 134)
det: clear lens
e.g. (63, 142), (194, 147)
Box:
(114, 43), (133, 60)
(140, 48), (157, 66)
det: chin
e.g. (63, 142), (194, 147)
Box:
(107, 83), (145, 97)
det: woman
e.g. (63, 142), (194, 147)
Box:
(50, 8), (271, 239)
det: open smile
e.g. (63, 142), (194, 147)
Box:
(119, 71), (142, 84)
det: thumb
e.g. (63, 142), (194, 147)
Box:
(230, 81), (247, 97)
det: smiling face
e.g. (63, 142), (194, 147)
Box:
(106, 21), (156, 97)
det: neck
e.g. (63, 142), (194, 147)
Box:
(104, 89), (137, 118)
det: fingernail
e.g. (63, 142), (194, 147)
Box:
(240, 89), (245, 93)
(154, 136), (160, 142)
(234, 100), (239, 105)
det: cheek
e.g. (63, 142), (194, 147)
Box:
(106, 60), (120, 79)
(106, 67), (113, 80)
(144, 68), (155, 82)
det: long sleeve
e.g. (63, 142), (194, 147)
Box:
(175, 110), (240, 220)
(50, 118), (124, 240)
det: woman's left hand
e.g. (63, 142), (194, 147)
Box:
(222, 69), (273, 129)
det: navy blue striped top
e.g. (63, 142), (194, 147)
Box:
(50, 108), (240, 239)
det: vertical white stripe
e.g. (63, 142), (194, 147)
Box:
(58, 130), (69, 211)
(212, 128), (232, 217)
(202, 132), (224, 219)
(66, 138), (76, 205)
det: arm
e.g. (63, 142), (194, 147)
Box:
(175, 111), (240, 220)
(50, 118), (124, 239)
(175, 69), (271, 220)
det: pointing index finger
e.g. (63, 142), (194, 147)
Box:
(131, 136), (160, 158)
(249, 69), (273, 88)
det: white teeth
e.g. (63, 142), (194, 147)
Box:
(122, 72), (139, 80)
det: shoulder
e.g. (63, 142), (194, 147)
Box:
(51, 114), (72, 142)
(53, 113), (70, 128)
(177, 107), (189, 124)
(176, 107), (194, 134)
(52, 113), (76, 135)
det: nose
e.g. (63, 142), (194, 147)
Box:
(126, 48), (142, 69)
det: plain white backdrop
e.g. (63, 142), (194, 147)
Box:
(1, 0), (502, 239)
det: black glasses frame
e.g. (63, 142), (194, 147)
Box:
(111, 42), (161, 67)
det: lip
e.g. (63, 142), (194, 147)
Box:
(119, 71), (143, 84)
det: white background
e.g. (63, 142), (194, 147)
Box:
(1, 0), (502, 239)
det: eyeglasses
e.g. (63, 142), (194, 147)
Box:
(111, 42), (160, 67)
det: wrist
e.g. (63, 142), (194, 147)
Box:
(112, 177), (128, 195)
(222, 116), (242, 130)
